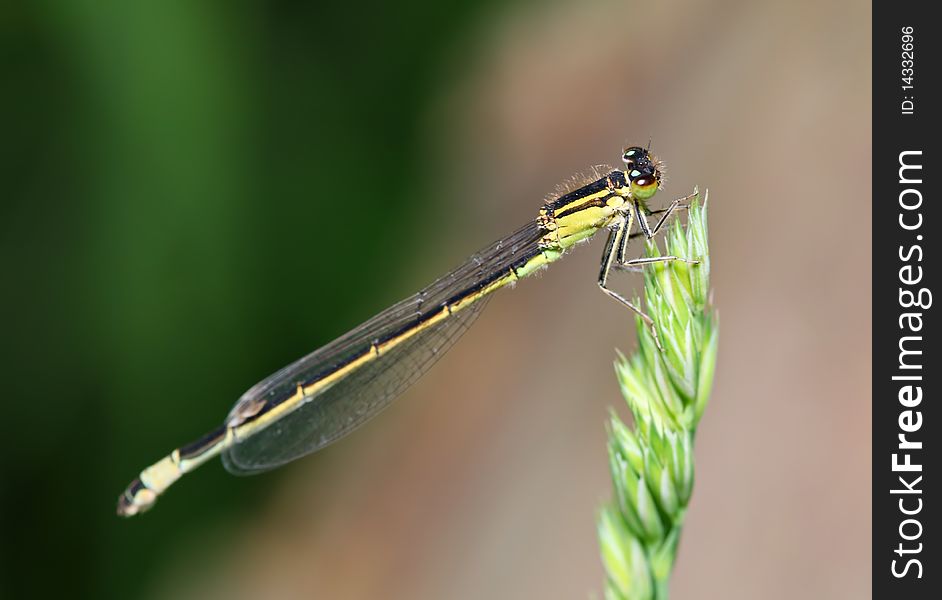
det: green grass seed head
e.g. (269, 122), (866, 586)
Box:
(598, 191), (717, 600)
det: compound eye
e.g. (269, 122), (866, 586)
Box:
(630, 173), (659, 200)
(622, 146), (647, 168)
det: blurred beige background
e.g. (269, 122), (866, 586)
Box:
(152, 0), (871, 598)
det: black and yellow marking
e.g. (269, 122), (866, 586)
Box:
(116, 146), (677, 517)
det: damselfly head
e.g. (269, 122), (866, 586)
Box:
(622, 146), (663, 201)
(621, 146), (650, 170)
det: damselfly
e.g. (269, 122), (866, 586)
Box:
(117, 146), (697, 516)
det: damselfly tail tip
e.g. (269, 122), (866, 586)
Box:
(116, 477), (158, 517)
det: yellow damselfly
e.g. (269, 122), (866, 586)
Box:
(117, 146), (696, 516)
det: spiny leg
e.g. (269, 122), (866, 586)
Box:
(627, 190), (698, 242)
(614, 254), (700, 274)
(616, 205), (635, 264)
(634, 200), (654, 239)
(648, 198), (682, 238)
(598, 218), (664, 351)
(617, 192), (698, 272)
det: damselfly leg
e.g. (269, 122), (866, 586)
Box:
(598, 211), (664, 349)
(599, 192), (700, 349)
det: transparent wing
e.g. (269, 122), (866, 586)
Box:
(222, 220), (545, 475)
(222, 297), (488, 474)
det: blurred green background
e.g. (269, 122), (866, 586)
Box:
(2, 1), (870, 599)
(2, 1), (504, 597)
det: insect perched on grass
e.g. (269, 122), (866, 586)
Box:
(117, 146), (698, 516)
